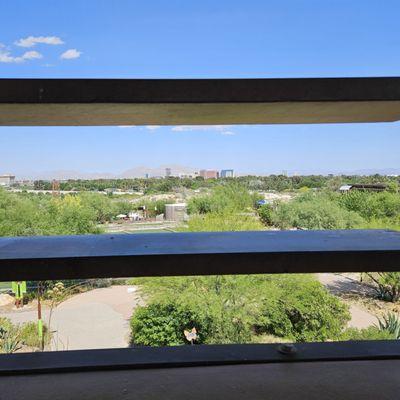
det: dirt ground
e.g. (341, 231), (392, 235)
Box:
(318, 273), (400, 328)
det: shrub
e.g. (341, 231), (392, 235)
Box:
(185, 212), (264, 232)
(19, 322), (51, 348)
(340, 326), (395, 341)
(130, 302), (212, 346)
(187, 183), (257, 215)
(258, 204), (273, 225)
(132, 275), (350, 345)
(255, 277), (351, 342)
(272, 193), (364, 230)
(339, 191), (400, 220)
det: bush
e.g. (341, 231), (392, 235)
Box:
(258, 204), (273, 225)
(187, 183), (257, 215)
(185, 212), (264, 232)
(340, 326), (395, 341)
(255, 277), (351, 342)
(19, 322), (51, 348)
(130, 302), (212, 346)
(272, 193), (364, 230)
(339, 191), (400, 220)
(131, 275), (350, 345)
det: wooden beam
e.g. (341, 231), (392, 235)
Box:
(0, 230), (399, 281)
(1, 77), (400, 126)
(1, 341), (399, 375)
(3, 358), (400, 400)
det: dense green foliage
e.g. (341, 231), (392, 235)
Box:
(255, 276), (350, 342)
(187, 183), (261, 215)
(339, 190), (400, 221)
(269, 190), (400, 231)
(272, 193), (364, 230)
(184, 212), (264, 232)
(257, 203), (273, 225)
(130, 275), (351, 346)
(340, 326), (396, 341)
(184, 182), (264, 231)
(0, 189), (138, 236)
(0, 190), (100, 236)
(33, 174), (399, 193)
(131, 303), (212, 346)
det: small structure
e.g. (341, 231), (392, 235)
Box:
(0, 174), (15, 186)
(339, 184), (387, 193)
(165, 203), (187, 222)
(339, 185), (353, 192)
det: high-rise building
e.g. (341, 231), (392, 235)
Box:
(220, 169), (234, 178)
(199, 170), (219, 179)
(165, 168), (172, 177)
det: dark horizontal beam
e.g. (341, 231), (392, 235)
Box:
(0, 230), (399, 281)
(1, 341), (399, 375)
(1, 77), (400, 125)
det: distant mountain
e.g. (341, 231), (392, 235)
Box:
(119, 164), (197, 178)
(33, 170), (115, 180)
(22, 165), (199, 180)
(341, 168), (400, 176)
(13, 166), (400, 181)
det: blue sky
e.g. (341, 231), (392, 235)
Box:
(1, 0), (399, 177)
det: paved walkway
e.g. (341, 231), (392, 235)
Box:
(0, 285), (141, 350)
(318, 273), (377, 329)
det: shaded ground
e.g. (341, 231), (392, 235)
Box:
(318, 273), (377, 329)
(0, 285), (142, 350)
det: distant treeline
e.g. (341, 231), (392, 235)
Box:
(33, 174), (399, 193)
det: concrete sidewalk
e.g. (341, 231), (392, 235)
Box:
(0, 285), (142, 350)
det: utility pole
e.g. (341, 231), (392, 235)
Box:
(52, 179), (60, 197)
(37, 282), (44, 351)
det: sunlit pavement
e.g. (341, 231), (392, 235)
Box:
(0, 285), (142, 351)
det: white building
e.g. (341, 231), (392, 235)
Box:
(165, 203), (187, 222)
(0, 174), (15, 187)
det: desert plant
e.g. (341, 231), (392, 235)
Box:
(365, 273), (400, 302)
(377, 312), (400, 339)
(0, 318), (22, 354)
